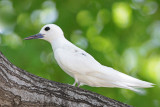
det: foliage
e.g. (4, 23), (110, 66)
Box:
(0, 0), (160, 106)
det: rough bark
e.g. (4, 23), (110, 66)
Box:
(0, 51), (131, 107)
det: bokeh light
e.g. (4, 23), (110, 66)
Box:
(112, 2), (132, 28)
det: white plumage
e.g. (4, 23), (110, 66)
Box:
(25, 24), (154, 92)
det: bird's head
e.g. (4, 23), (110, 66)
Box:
(24, 24), (64, 43)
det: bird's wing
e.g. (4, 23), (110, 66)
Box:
(54, 45), (103, 75)
(88, 66), (154, 88)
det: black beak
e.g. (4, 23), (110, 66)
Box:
(24, 33), (44, 40)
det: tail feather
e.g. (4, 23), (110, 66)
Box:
(87, 66), (155, 91)
(125, 79), (154, 88)
(117, 74), (155, 88)
(115, 83), (143, 93)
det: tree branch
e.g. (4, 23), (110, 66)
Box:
(0, 51), (131, 107)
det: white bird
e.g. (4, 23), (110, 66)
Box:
(24, 24), (154, 92)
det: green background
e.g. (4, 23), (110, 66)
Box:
(0, 0), (160, 106)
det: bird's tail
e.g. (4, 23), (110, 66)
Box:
(113, 79), (154, 93)
(89, 66), (154, 92)
(104, 66), (154, 92)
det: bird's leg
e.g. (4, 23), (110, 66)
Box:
(72, 81), (77, 86)
(72, 78), (78, 86)
(77, 82), (81, 87)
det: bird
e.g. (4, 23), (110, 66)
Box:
(24, 24), (154, 92)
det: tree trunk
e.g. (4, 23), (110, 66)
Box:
(0, 51), (131, 107)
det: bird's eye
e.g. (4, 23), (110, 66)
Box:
(44, 27), (50, 31)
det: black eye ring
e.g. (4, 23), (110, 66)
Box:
(44, 27), (50, 31)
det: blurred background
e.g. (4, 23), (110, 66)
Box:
(0, 0), (160, 106)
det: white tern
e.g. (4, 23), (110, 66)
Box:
(24, 24), (154, 92)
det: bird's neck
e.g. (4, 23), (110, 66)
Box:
(50, 37), (69, 51)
